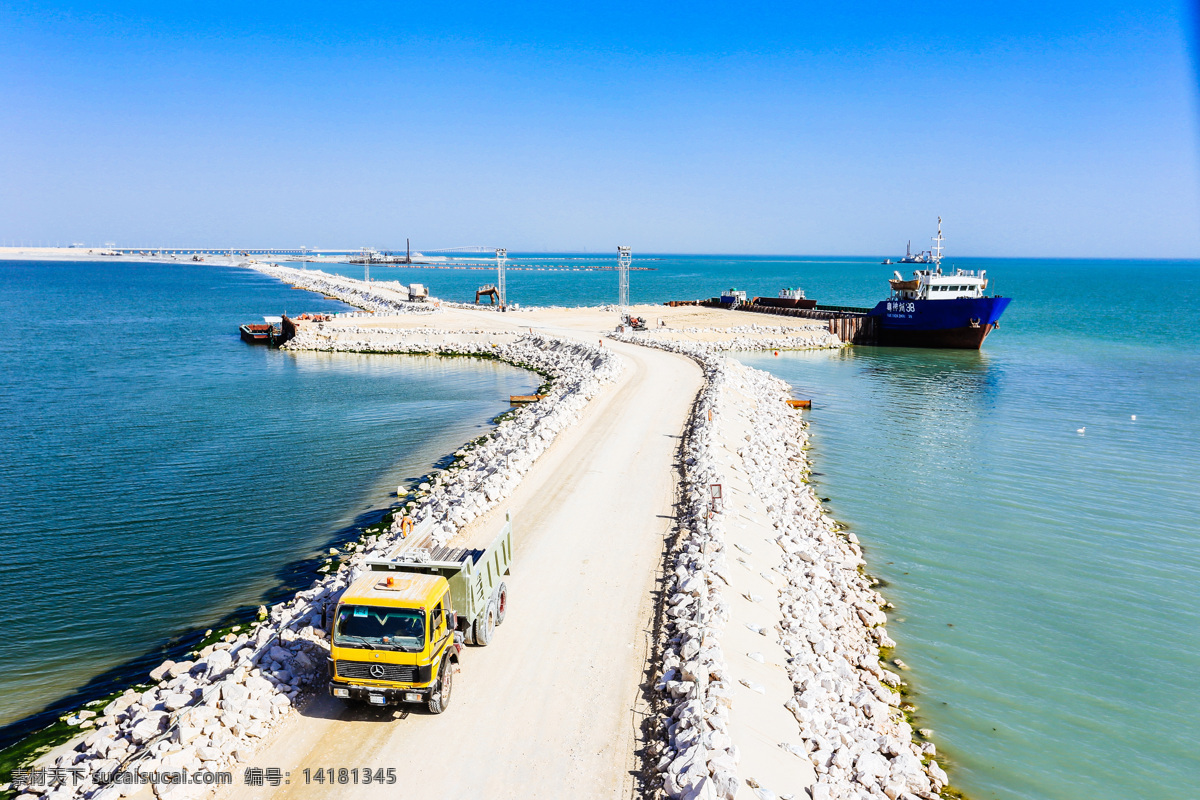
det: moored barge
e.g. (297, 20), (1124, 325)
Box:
(752, 287), (817, 310)
(239, 316), (283, 344)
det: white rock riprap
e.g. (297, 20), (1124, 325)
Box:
(46, 331), (621, 800)
(248, 264), (437, 314)
(732, 363), (943, 800)
(648, 355), (740, 800)
(625, 332), (945, 800)
(282, 325), (518, 356)
(613, 324), (842, 356)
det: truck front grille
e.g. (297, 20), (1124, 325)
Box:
(336, 661), (417, 682)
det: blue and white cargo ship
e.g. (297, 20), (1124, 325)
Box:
(867, 218), (1012, 349)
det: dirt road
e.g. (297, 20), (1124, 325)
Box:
(222, 334), (700, 800)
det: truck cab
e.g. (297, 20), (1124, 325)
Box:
(327, 571), (461, 713)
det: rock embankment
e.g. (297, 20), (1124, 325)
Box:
(249, 264), (435, 314)
(619, 331), (947, 800)
(284, 328), (624, 546)
(283, 324), (519, 355)
(620, 324), (842, 355)
(648, 352), (740, 800)
(31, 332), (620, 800)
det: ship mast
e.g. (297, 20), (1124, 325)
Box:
(931, 217), (944, 271)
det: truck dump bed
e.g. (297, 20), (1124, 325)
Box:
(365, 512), (513, 642)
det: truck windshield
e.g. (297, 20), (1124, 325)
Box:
(334, 606), (425, 652)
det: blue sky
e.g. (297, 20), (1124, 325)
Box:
(2, 1), (1198, 257)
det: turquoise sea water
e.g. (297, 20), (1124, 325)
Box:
(731, 260), (1199, 800)
(0, 261), (537, 739)
(3, 255), (1197, 800)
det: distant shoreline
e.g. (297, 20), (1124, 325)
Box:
(0, 247), (655, 270)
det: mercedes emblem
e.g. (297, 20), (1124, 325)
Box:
(370, 664), (386, 678)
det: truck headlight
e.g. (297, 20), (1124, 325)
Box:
(333, 688), (350, 698)
(404, 692), (422, 703)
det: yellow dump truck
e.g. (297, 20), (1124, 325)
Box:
(326, 512), (512, 713)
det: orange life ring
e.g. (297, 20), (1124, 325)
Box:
(400, 516), (414, 538)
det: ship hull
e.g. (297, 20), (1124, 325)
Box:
(875, 323), (997, 349)
(240, 325), (270, 344)
(867, 296), (1011, 350)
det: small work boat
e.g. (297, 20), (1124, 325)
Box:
(239, 316), (283, 344)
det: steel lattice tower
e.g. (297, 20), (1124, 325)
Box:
(617, 246), (632, 307)
(496, 248), (508, 307)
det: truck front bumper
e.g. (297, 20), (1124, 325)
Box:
(328, 682), (432, 706)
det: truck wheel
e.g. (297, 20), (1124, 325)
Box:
(495, 583), (508, 626)
(427, 659), (453, 714)
(473, 600), (497, 646)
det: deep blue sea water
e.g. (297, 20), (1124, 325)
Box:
(3, 255), (1197, 800)
(0, 260), (537, 737)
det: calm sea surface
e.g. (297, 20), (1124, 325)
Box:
(737, 259), (1200, 800)
(3, 255), (1197, 800)
(0, 260), (537, 737)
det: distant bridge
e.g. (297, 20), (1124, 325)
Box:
(417, 246), (497, 254)
(110, 247), (504, 257)
(115, 248), (320, 256)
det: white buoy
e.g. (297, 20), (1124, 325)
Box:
(1131, 415), (1137, 421)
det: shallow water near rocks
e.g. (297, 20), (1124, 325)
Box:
(0, 261), (537, 736)
(740, 259), (1200, 800)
